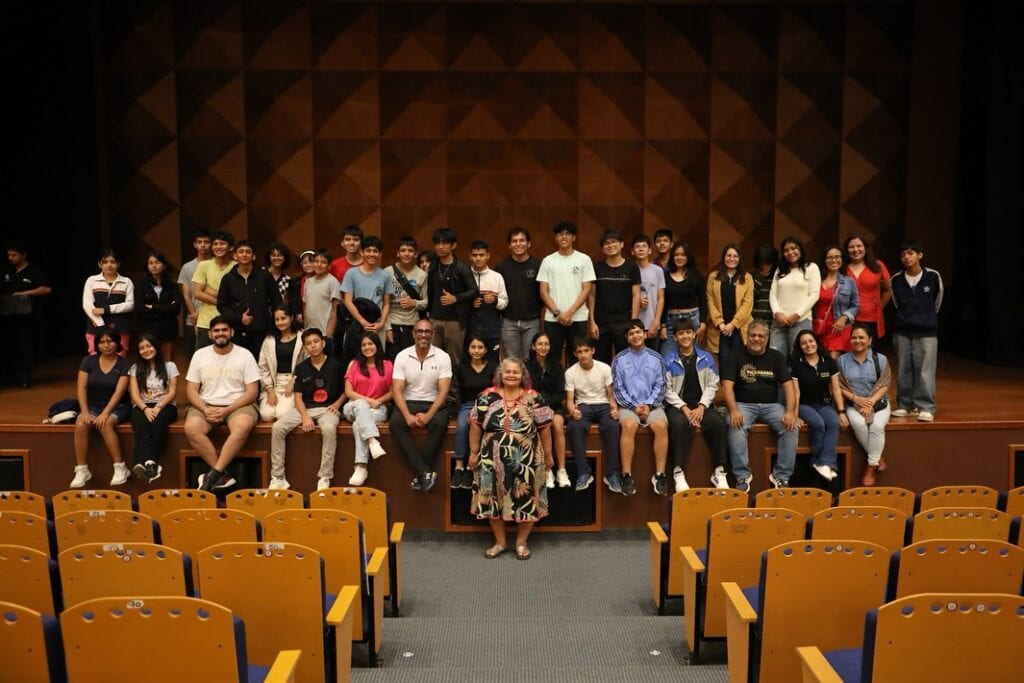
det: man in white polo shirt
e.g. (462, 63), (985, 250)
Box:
(184, 316), (261, 491)
(389, 317), (453, 492)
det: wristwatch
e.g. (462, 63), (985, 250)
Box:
(552, 309), (562, 317)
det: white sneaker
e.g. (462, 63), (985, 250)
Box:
(368, 438), (386, 459)
(890, 408), (909, 418)
(673, 466), (689, 492)
(317, 477), (332, 491)
(348, 465), (368, 486)
(545, 469), (555, 489)
(917, 411), (934, 422)
(70, 465), (92, 489)
(268, 477), (290, 490)
(109, 462), (130, 486)
(812, 463), (837, 481)
(556, 468), (571, 488)
(710, 465), (729, 489)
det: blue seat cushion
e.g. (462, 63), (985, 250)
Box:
(823, 648), (862, 683)
(696, 548), (708, 566)
(741, 585), (760, 620)
(247, 664), (270, 682)
(325, 591), (337, 616)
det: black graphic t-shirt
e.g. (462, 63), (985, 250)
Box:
(722, 347), (791, 404)
(294, 356), (343, 408)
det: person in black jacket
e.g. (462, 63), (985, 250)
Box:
(217, 241), (282, 359)
(136, 251), (181, 361)
(525, 332), (570, 488)
(427, 227), (479, 365)
(890, 241), (943, 422)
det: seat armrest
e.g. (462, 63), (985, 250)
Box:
(389, 521), (405, 544)
(647, 521), (668, 544)
(796, 646), (843, 683)
(326, 586), (359, 680)
(264, 649), (302, 683)
(680, 545), (705, 573)
(724, 581), (757, 683)
(325, 585), (359, 627)
(722, 582), (756, 623)
(680, 545), (705, 651)
(366, 547), (388, 577)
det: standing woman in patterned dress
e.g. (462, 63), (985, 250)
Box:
(469, 357), (553, 561)
(843, 235), (892, 342)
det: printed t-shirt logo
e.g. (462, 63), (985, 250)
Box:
(739, 363), (776, 384)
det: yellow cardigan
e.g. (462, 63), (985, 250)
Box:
(705, 270), (754, 353)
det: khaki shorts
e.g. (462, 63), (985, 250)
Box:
(618, 407), (668, 426)
(186, 403), (259, 424)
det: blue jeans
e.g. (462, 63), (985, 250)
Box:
(798, 403), (839, 469)
(769, 319), (811, 355)
(895, 334), (937, 413)
(453, 400), (475, 462)
(728, 402), (798, 482)
(565, 404), (621, 477)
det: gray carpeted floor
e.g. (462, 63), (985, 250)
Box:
(352, 531), (727, 681)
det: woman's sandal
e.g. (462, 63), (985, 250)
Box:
(515, 544), (531, 561)
(484, 544), (507, 559)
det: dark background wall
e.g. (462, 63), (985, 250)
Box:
(4, 1), (1020, 364)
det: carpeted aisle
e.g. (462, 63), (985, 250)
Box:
(352, 531), (728, 681)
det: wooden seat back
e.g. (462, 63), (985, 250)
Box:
(702, 508), (806, 638)
(0, 511), (51, 555)
(755, 487), (832, 519)
(1005, 486), (1024, 517)
(667, 488), (748, 596)
(60, 596), (246, 682)
(59, 542), (190, 607)
(51, 489), (132, 517)
(0, 544), (58, 614)
(225, 488), (304, 519)
(159, 508), (258, 590)
(919, 485), (999, 511)
(911, 507), (1012, 542)
(309, 486), (393, 595)
(198, 542), (325, 683)
(53, 510), (155, 553)
(0, 490), (48, 518)
(892, 539), (1024, 599)
(0, 601), (64, 683)
(837, 486), (916, 517)
(137, 489), (216, 518)
(811, 506), (908, 552)
(866, 593), (1024, 681)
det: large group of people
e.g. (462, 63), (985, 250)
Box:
(3, 223), (945, 556)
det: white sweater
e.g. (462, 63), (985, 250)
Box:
(769, 263), (821, 320)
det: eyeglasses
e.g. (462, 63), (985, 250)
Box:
(413, 329), (433, 335)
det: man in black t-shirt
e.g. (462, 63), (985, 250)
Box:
(721, 320), (798, 492)
(588, 230), (640, 363)
(269, 328), (345, 492)
(1, 242), (51, 388)
(494, 226), (543, 360)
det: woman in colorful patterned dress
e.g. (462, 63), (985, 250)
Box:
(469, 357), (553, 560)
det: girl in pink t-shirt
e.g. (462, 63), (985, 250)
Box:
(342, 332), (393, 485)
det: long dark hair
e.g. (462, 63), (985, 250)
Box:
(776, 236), (810, 278)
(715, 243), (748, 284)
(790, 329), (821, 366)
(527, 332), (553, 368)
(133, 332), (168, 392)
(144, 251), (175, 286)
(356, 332), (385, 377)
(271, 306), (300, 339)
(668, 241), (701, 279)
(842, 234), (883, 274)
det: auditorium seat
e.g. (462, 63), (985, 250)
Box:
(681, 507), (805, 663)
(226, 488), (305, 519)
(53, 510), (157, 553)
(723, 540), (889, 683)
(51, 489), (133, 517)
(158, 508), (259, 590)
(887, 539), (1024, 601)
(836, 486), (916, 516)
(0, 601), (66, 683)
(0, 490), (49, 519)
(646, 488), (747, 614)
(755, 487), (832, 519)
(197, 542), (359, 683)
(60, 596), (301, 682)
(137, 489), (217, 517)
(262, 508), (387, 667)
(308, 486), (405, 616)
(809, 506), (909, 552)
(796, 593), (1024, 682)
(0, 544), (61, 615)
(0, 511), (53, 556)
(911, 507), (1015, 543)
(59, 542), (192, 606)
(918, 484), (999, 511)
(1003, 485), (1024, 517)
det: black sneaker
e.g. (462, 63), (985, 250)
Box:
(652, 472), (668, 496)
(199, 468), (223, 492)
(421, 471), (437, 492)
(144, 461), (162, 483)
(768, 473), (789, 489)
(460, 468), (474, 490)
(450, 468), (464, 489)
(410, 477), (423, 491)
(621, 473), (637, 496)
(132, 463), (148, 480)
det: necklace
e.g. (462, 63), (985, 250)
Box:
(500, 388), (524, 433)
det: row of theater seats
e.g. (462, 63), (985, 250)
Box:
(0, 487), (405, 680)
(644, 484), (1024, 682)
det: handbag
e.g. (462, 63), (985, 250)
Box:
(870, 352), (889, 411)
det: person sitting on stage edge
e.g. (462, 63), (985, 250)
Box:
(257, 306), (307, 422)
(184, 316), (261, 491)
(270, 327), (345, 492)
(342, 332), (393, 487)
(70, 330), (132, 488)
(128, 333), (179, 485)
(721, 320), (799, 493)
(389, 318), (453, 493)
(611, 320), (670, 496)
(663, 320), (729, 492)
(564, 336), (622, 493)
(838, 323), (892, 486)
(789, 329), (847, 483)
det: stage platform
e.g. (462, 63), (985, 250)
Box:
(1, 353), (1022, 531)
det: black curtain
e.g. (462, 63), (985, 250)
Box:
(951, 0), (1024, 365)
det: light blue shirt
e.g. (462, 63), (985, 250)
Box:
(837, 349), (888, 396)
(341, 267), (391, 307)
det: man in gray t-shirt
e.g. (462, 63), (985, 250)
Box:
(178, 231), (212, 357)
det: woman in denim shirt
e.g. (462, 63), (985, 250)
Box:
(814, 245), (860, 358)
(838, 324), (892, 486)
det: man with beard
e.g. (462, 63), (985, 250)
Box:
(720, 320), (798, 493)
(184, 316), (261, 491)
